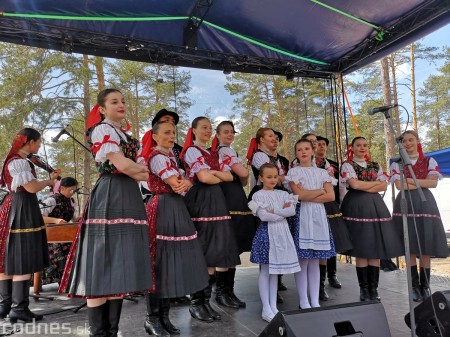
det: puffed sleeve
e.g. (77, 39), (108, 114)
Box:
(390, 161), (401, 183)
(218, 147), (242, 172)
(184, 147), (211, 178)
(8, 159), (36, 192)
(91, 124), (122, 163)
(150, 154), (180, 180)
(320, 169), (338, 186)
(283, 167), (301, 191)
(376, 164), (389, 182)
(340, 162), (358, 184)
(273, 191), (297, 217)
(427, 157), (443, 180)
(41, 197), (57, 216)
(252, 152), (270, 170)
(250, 192), (284, 222)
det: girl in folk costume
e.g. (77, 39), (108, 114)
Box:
(0, 128), (60, 322)
(390, 130), (448, 302)
(140, 122), (209, 336)
(246, 128), (287, 200)
(59, 89), (152, 337)
(340, 137), (403, 302)
(38, 177), (80, 288)
(312, 134), (352, 301)
(249, 163), (300, 322)
(212, 121), (256, 309)
(285, 139), (336, 309)
(181, 117), (241, 323)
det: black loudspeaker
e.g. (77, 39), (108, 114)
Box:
(259, 301), (391, 337)
(405, 290), (450, 337)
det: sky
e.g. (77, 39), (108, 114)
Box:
(183, 23), (450, 125)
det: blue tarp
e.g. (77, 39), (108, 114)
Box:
(0, 1), (449, 77)
(427, 147), (450, 177)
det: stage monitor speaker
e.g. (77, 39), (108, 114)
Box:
(259, 301), (391, 337)
(405, 290), (450, 337)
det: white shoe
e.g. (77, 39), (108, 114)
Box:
(262, 312), (274, 323)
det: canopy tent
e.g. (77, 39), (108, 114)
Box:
(427, 147), (450, 177)
(0, 1), (449, 78)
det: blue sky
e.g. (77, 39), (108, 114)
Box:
(183, 23), (450, 124)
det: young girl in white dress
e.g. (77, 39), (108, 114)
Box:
(249, 163), (300, 323)
(285, 139), (336, 309)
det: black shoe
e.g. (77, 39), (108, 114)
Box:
(160, 298), (180, 335)
(328, 276), (342, 289)
(0, 279), (12, 319)
(215, 271), (239, 309)
(411, 266), (423, 302)
(319, 287), (329, 301)
(189, 290), (213, 322)
(319, 265), (329, 301)
(368, 265), (381, 301)
(227, 268), (246, 308)
(420, 268), (431, 301)
(144, 315), (169, 336)
(276, 292), (284, 304)
(204, 300), (221, 320)
(87, 303), (108, 337)
(204, 278), (221, 320)
(9, 280), (43, 323)
(278, 275), (287, 291)
(356, 267), (370, 302)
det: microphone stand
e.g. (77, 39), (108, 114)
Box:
(382, 107), (426, 337)
(57, 130), (91, 153)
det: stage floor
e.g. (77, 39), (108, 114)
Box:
(1, 261), (449, 336)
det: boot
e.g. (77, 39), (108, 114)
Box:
(356, 267), (370, 301)
(327, 257), (342, 288)
(87, 303), (108, 337)
(278, 274), (287, 291)
(160, 298), (180, 335)
(144, 293), (169, 336)
(420, 268), (431, 301)
(107, 299), (123, 337)
(368, 265), (380, 301)
(0, 279), (12, 319)
(319, 264), (329, 301)
(411, 265), (423, 302)
(204, 276), (221, 320)
(189, 290), (213, 323)
(227, 268), (246, 308)
(9, 280), (43, 323)
(215, 271), (239, 309)
(277, 292), (284, 304)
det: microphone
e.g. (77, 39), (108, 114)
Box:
(52, 126), (68, 143)
(71, 187), (89, 195)
(368, 104), (398, 115)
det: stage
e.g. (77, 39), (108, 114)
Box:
(1, 261), (449, 336)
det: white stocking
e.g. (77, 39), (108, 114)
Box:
(308, 259), (320, 308)
(269, 273), (278, 315)
(295, 259), (311, 309)
(259, 264), (275, 318)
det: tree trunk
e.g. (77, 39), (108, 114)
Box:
(389, 54), (401, 134)
(410, 44), (418, 131)
(82, 55), (92, 196)
(380, 57), (395, 171)
(94, 57), (105, 91)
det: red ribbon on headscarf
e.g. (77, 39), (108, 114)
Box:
(345, 144), (370, 161)
(211, 136), (219, 151)
(0, 134), (28, 187)
(246, 138), (258, 164)
(180, 128), (194, 160)
(139, 130), (155, 163)
(86, 104), (102, 131)
(418, 143), (424, 158)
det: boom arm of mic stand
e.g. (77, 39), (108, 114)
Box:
(63, 130), (91, 153)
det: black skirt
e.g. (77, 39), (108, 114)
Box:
(393, 188), (448, 258)
(62, 174), (152, 297)
(324, 201), (353, 253)
(150, 193), (209, 298)
(341, 189), (404, 259)
(5, 191), (49, 275)
(220, 181), (257, 254)
(184, 183), (241, 268)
